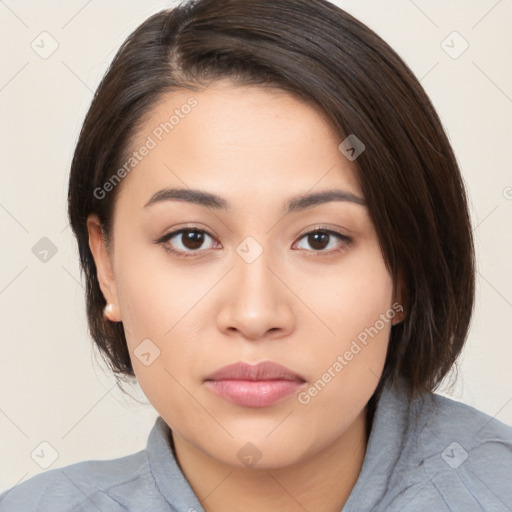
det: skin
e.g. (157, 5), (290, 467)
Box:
(88, 80), (402, 512)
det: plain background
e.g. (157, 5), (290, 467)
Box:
(1, 0), (511, 492)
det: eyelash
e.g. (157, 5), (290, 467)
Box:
(155, 225), (352, 259)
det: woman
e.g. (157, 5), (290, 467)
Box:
(1, 0), (510, 510)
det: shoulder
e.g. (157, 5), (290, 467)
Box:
(0, 450), (154, 511)
(415, 390), (512, 460)
(398, 390), (512, 510)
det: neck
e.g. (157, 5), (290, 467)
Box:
(171, 408), (368, 512)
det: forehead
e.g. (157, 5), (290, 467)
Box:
(118, 81), (363, 208)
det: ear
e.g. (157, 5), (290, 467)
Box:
(87, 213), (122, 322)
(392, 274), (406, 326)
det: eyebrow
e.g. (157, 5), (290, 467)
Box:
(144, 187), (366, 213)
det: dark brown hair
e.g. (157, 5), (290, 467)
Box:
(68, 0), (475, 404)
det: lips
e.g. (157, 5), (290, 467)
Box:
(203, 361), (307, 408)
(204, 361), (306, 383)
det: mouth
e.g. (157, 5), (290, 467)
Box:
(203, 361), (307, 408)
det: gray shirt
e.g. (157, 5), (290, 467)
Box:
(1, 380), (511, 511)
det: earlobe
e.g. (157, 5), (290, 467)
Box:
(391, 310), (404, 326)
(392, 276), (406, 326)
(87, 214), (122, 322)
(103, 303), (121, 322)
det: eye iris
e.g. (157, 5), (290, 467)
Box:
(183, 230), (204, 250)
(309, 231), (329, 250)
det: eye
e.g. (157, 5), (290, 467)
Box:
(293, 228), (351, 255)
(156, 226), (351, 258)
(156, 227), (217, 257)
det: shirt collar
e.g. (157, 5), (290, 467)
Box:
(146, 379), (414, 511)
(342, 379), (417, 510)
(146, 415), (205, 512)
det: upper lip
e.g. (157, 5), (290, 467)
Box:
(204, 361), (306, 382)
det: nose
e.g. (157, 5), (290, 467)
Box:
(216, 249), (295, 342)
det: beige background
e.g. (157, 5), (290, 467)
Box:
(1, 0), (511, 492)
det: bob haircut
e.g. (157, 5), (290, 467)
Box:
(68, 0), (475, 404)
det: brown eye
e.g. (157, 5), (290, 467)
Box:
(180, 230), (206, 250)
(306, 232), (330, 250)
(294, 228), (351, 254)
(157, 228), (217, 257)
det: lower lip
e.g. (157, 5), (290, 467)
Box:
(204, 379), (305, 407)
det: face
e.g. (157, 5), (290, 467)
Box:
(89, 80), (400, 469)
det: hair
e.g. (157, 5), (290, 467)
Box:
(68, 0), (475, 414)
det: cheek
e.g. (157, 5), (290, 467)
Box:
(111, 236), (217, 402)
(113, 257), (201, 413)
(297, 241), (394, 343)
(112, 236), (203, 340)
(295, 245), (394, 399)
